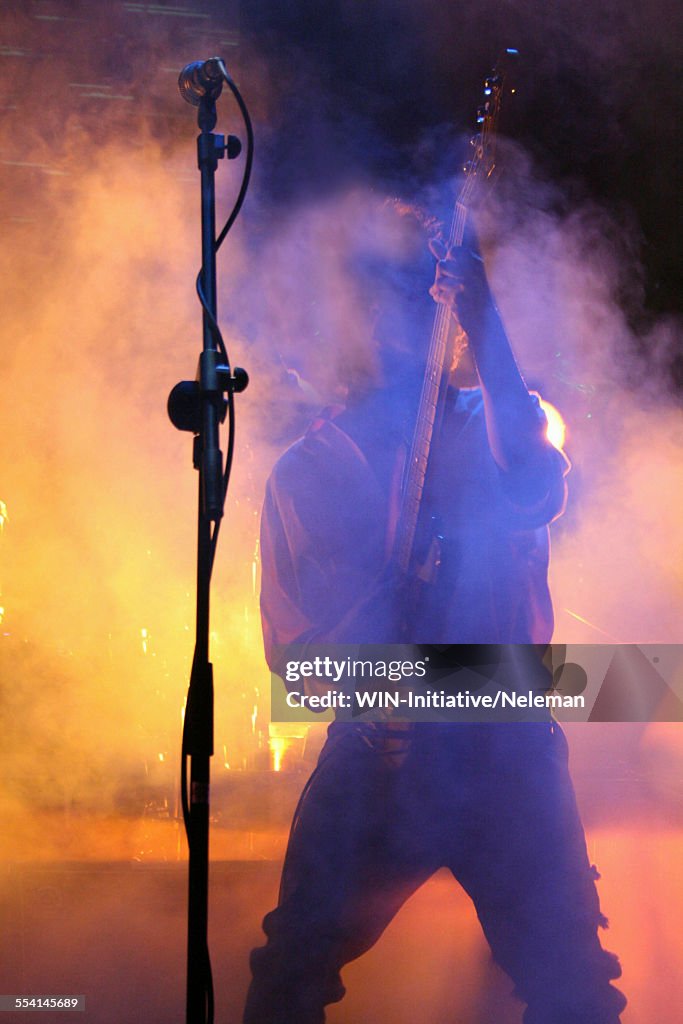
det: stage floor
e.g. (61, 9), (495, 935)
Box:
(0, 820), (681, 1023)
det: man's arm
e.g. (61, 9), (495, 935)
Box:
(431, 244), (567, 509)
(260, 436), (402, 676)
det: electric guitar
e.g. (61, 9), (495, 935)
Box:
(393, 55), (516, 581)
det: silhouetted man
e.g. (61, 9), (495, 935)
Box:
(244, 215), (626, 1024)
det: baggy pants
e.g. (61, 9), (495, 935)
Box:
(244, 722), (627, 1024)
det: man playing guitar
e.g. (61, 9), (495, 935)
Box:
(243, 209), (626, 1022)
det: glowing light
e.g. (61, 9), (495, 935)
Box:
(140, 627), (149, 654)
(538, 398), (566, 451)
(158, 752), (165, 762)
(0, 500), (8, 531)
(0, 606), (4, 624)
(268, 736), (292, 773)
(252, 539), (260, 596)
(563, 608), (621, 642)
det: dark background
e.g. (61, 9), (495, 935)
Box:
(241, 0), (682, 325)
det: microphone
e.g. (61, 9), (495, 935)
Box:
(178, 58), (225, 106)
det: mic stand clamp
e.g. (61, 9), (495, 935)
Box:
(168, 357), (250, 437)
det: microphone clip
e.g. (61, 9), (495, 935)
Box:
(197, 132), (242, 171)
(168, 352), (249, 435)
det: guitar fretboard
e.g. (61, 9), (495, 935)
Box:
(394, 199), (469, 573)
(393, 57), (506, 574)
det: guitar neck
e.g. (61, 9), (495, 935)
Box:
(391, 56), (509, 576)
(393, 200), (469, 574)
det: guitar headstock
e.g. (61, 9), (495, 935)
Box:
(463, 48), (519, 190)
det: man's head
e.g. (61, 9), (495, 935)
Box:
(344, 195), (449, 398)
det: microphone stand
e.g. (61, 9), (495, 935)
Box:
(168, 88), (247, 1024)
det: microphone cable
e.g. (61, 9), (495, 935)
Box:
(194, 58), (254, 567)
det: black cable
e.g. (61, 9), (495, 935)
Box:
(181, 721), (191, 831)
(211, 388), (235, 557)
(194, 272), (236, 564)
(192, 62), (254, 563)
(215, 63), (254, 254)
(196, 272), (228, 360)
